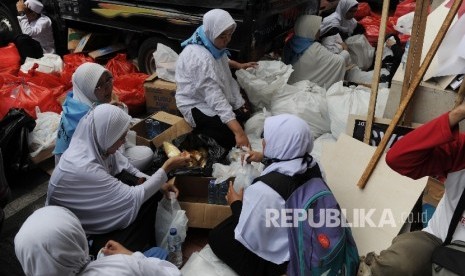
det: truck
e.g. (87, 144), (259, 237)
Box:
(0, 0), (320, 74)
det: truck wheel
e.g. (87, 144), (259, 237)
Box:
(138, 37), (179, 75)
(0, 5), (20, 38)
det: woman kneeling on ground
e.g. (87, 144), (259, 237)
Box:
(47, 104), (190, 256)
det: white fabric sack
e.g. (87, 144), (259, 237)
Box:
(394, 12), (414, 35)
(345, 34), (375, 70)
(244, 108), (270, 139)
(181, 245), (238, 276)
(235, 60), (293, 110)
(271, 80), (330, 139)
(153, 43), (178, 82)
(326, 81), (389, 139)
(20, 54), (64, 74)
(155, 197), (188, 250)
(28, 111), (61, 157)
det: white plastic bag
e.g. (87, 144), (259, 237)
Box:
(155, 196), (188, 249)
(20, 53), (64, 74)
(235, 60), (293, 110)
(181, 245), (239, 276)
(345, 34), (375, 70)
(153, 43), (178, 82)
(233, 163), (260, 193)
(394, 12), (414, 35)
(28, 111), (61, 157)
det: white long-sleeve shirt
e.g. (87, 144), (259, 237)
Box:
(17, 14), (55, 54)
(175, 44), (244, 127)
(47, 150), (167, 235)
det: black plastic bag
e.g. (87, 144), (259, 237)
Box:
(148, 133), (229, 177)
(0, 108), (36, 179)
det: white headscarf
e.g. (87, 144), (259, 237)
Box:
(15, 206), (91, 276)
(203, 9), (236, 42)
(72, 63), (110, 107)
(295, 15), (322, 39)
(320, 0), (359, 36)
(15, 206), (181, 276)
(63, 103), (130, 172)
(25, 0), (43, 14)
(262, 114), (315, 176)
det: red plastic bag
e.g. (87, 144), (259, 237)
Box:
(0, 43), (21, 76)
(355, 3), (371, 20)
(360, 14), (397, 46)
(113, 73), (148, 115)
(394, 0), (416, 17)
(61, 53), (94, 87)
(0, 74), (62, 119)
(18, 64), (71, 100)
(105, 53), (138, 77)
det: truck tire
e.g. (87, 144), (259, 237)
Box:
(0, 4), (20, 37)
(138, 37), (179, 75)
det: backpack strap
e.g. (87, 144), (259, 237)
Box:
(444, 188), (465, 245)
(253, 164), (322, 200)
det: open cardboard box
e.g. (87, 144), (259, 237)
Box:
(131, 111), (192, 149)
(175, 176), (231, 229)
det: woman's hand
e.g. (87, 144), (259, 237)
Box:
(242, 150), (263, 164)
(239, 62), (258, 70)
(226, 182), (243, 205)
(235, 132), (250, 149)
(102, 240), (133, 256)
(161, 178), (179, 199)
(161, 153), (191, 173)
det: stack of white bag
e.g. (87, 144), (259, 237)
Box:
(326, 81), (389, 139)
(236, 60), (293, 110)
(271, 80), (331, 139)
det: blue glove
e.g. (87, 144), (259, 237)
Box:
(143, 247), (168, 260)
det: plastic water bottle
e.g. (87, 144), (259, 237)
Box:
(401, 40), (410, 69)
(217, 180), (229, 205)
(145, 119), (161, 139)
(167, 228), (183, 268)
(208, 179), (217, 204)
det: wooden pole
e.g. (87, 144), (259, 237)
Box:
(357, 0), (463, 189)
(454, 78), (465, 108)
(401, 0), (429, 126)
(363, 0), (390, 144)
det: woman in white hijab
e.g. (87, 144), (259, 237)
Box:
(54, 62), (153, 171)
(15, 206), (181, 276)
(284, 15), (349, 88)
(209, 114), (322, 276)
(320, 0), (364, 40)
(175, 9), (256, 151)
(47, 104), (190, 256)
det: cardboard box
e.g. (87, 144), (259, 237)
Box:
(175, 176), (231, 229)
(130, 111), (192, 148)
(67, 28), (87, 51)
(73, 33), (117, 53)
(144, 74), (180, 115)
(422, 177), (445, 207)
(88, 43), (126, 59)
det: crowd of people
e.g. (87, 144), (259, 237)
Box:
(6, 0), (465, 275)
